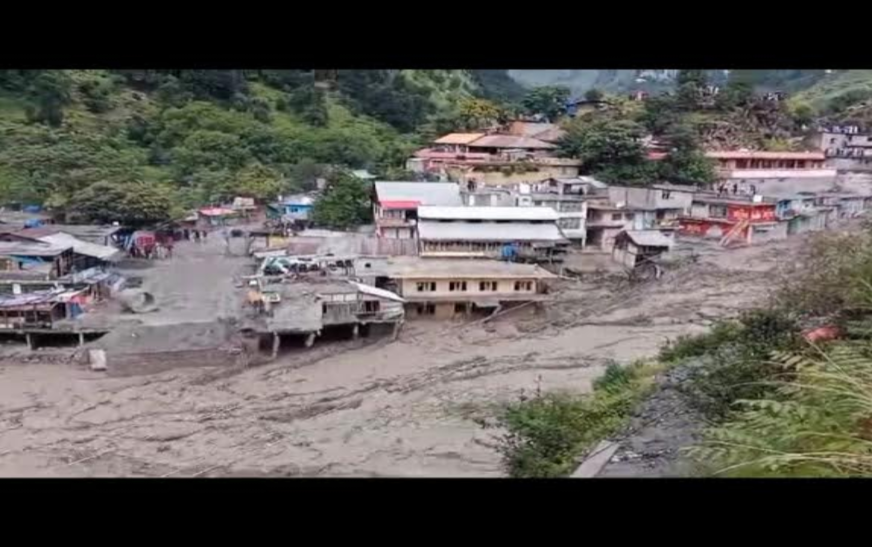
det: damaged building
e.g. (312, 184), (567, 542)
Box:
(246, 279), (405, 358)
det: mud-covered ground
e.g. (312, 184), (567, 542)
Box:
(0, 228), (831, 477)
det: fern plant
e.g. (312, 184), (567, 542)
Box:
(687, 342), (872, 477)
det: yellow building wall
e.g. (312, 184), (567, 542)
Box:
(400, 278), (537, 298)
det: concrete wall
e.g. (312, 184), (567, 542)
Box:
(399, 278), (537, 299)
(451, 164), (580, 187)
(723, 176), (837, 196)
(750, 221), (788, 244)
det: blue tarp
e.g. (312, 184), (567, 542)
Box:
(22, 205), (42, 213)
(24, 219), (44, 228)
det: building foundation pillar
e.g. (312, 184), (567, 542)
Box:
(305, 332), (316, 348)
(271, 332), (280, 360)
(352, 324), (360, 340)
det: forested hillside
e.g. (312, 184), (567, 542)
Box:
(0, 69), (523, 224)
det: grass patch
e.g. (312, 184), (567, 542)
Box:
(493, 361), (662, 478)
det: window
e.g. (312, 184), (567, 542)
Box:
(514, 281), (533, 291)
(449, 281), (467, 292)
(416, 282), (436, 292)
(558, 218), (581, 230)
(454, 303), (467, 314)
(710, 205), (728, 218)
(661, 190), (672, 200)
(611, 213), (623, 221)
(479, 281), (498, 292)
(364, 301), (380, 313)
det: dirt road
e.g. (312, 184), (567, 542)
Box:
(0, 231), (819, 477)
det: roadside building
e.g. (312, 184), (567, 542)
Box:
(416, 205), (568, 262)
(706, 150), (837, 195)
(373, 181), (463, 240)
(681, 195), (784, 246)
(274, 194), (316, 224)
(586, 204), (635, 252)
(0, 240), (75, 281)
(249, 279), (405, 356)
(374, 256), (557, 320)
(198, 206), (238, 227)
(608, 184), (694, 235)
(14, 224), (121, 248)
(612, 230), (673, 272)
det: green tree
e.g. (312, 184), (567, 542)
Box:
(676, 69), (708, 110)
(522, 85), (571, 122)
(68, 181), (174, 226)
(453, 97), (505, 131)
(227, 163), (284, 202)
(557, 118), (654, 184)
(584, 88), (604, 102)
(310, 172), (372, 229)
(657, 122), (716, 184)
(25, 71), (73, 127)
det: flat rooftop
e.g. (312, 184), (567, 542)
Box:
(376, 256), (558, 279)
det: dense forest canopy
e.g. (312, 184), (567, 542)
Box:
(1, 69), (869, 225)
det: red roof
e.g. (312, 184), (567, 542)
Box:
(380, 200), (420, 209)
(647, 152), (668, 161)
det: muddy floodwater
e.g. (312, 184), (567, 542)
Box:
(0, 229), (821, 477)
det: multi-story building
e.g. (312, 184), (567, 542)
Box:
(372, 182), (463, 240)
(680, 195), (785, 246)
(813, 125), (872, 172)
(706, 150), (837, 195)
(375, 257), (557, 320)
(416, 205), (568, 262)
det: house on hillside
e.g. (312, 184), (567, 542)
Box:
(374, 256), (557, 320)
(706, 150), (837, 195)
(416, 206), (568, 262)
(372, 181), (462, 239)
(408, 132), (582, 186)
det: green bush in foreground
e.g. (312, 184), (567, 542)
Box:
(688, 342), (872, 477)
(494, 362), (658, 478)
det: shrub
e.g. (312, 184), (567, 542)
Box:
(688, 342), (872, 477)
(658, 321), (743, 363)
(494, 361), (657, 478)
(661, 309), (801, 419)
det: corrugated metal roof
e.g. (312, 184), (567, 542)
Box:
(468, 135), (556, 149)
(621, 230), (673, 248)
(433, 133), (487, 145)
(374, 182), (462, 207)
(418, 206), (559, 221)
(0, 241), (70, 257)
(418, 220), (567, 242)
(38, 233), (120, 261)
(15, 224), (120, 242)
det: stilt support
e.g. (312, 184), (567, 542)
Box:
(271, 332), (280, 360)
